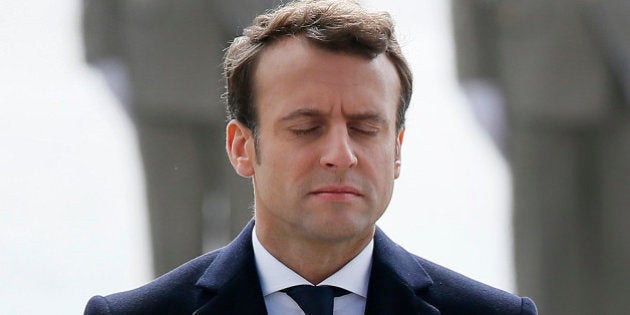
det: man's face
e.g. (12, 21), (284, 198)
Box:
(227, 37), (404, 244)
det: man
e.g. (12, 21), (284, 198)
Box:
(85, 1), (538, 314)
(82, 0), (278, 276)
(452, 1), (630, 314)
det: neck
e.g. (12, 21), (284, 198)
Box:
(255, 223), (374, 284)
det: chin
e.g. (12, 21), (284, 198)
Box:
(305, 215), (375, 243)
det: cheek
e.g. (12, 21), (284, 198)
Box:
(357, 152), (396, 199)
(264, 149), (315, 189)
(363, 142), (397, 170)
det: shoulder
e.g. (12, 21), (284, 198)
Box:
(84, 221), (259, 314)
(414, 255), (537, 315)
(84, 250), (222, 315)
(372, 227), (537, 314)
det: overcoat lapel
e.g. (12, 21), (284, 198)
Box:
(193, 221), (268, 315)
(191, 223), (439, 314)
(365, 228), (440, 315)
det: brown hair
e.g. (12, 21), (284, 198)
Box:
(223, 0), (412, 134)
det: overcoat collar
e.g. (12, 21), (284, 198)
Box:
(192, 222), (439, 314)
(365, 227), (440, 314)
(193, 220), (267, 314)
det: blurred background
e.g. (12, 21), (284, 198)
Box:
(1, 0), (628, 314)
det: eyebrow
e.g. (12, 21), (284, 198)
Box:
(279, 108), (324, 122)
(279, 108), (387, 124)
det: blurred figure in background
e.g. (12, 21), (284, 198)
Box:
(82, 0), (279, 277)
(452, 1), (630, 314)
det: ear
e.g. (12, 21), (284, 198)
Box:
(394, 128), (405, 179)
(226, 120), (255, 178)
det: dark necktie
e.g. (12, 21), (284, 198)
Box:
(282, 285), (350, 315)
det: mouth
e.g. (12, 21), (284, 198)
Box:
(309, 185), (363, 201)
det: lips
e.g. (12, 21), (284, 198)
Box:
(309, 185), (363, 200)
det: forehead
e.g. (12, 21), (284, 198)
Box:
(252, 37), (401, 120)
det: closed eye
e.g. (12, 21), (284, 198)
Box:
(291, 126), (321, 135)
(349, 125), (379, 136)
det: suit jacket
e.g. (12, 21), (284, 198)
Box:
(452, 0), (629, 128)
(85, 221), (537, 314)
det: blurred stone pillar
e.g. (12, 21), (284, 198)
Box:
(82, 0), (279, 277)
(452, 0), (630, 313)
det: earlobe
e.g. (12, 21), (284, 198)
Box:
(226, 120), (255, 178)
(394, 128), (405, 179)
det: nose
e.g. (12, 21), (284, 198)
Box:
(319, 126), (358, 170)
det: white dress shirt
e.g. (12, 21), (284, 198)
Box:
(252, 226), (373, 315)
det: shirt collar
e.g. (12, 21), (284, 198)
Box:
(252, 225), (373, 298)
